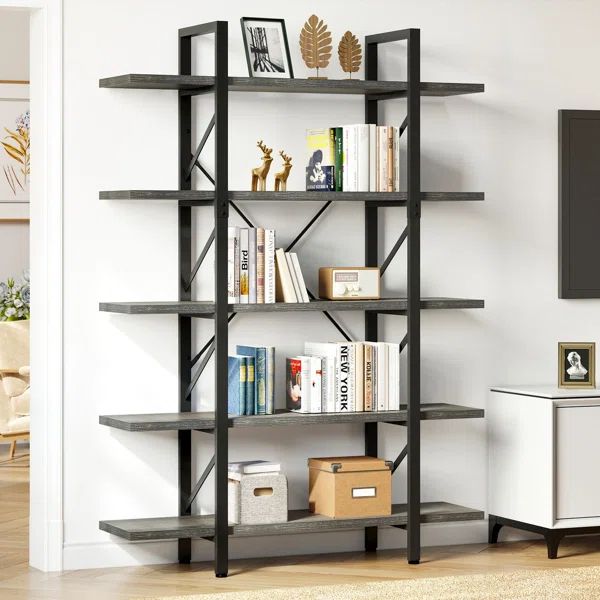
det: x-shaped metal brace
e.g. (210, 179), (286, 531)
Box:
(184, 454), (215, 512)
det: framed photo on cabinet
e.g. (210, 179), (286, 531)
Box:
(240, 17), (294, 78)
(559, 342), (595, 388)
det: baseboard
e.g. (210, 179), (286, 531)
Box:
(62, 520), (518, 571)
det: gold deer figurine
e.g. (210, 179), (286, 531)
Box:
(274, 151), (293, 192)
(251, 140), (273, 192)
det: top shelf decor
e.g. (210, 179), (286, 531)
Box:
(299, 14), (333, 79)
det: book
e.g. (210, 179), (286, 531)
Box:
(356, 125), (370, 192)
(342, 126), (349, 192)
(344, 125), (358, 192)
(275, 248), (298, 302)
(265, 346), (275, 414)
(245, 355), (255, 415)
(336, 342), (354, 412)
(376, 341), (388, 411)
(364, 343), (374, 411)
(228, 461), (281, 480)
(387, 126), (394, 192)
(264, 229), (276, 304)
(369, 124), (377, 192)
(227, 226), (240, 303)
(286, 357), (304, 412)
(387, 342), (400, 411)
(354, 342), (364, 411)
(393, 126), (400, 192)
(304, 342), (337, 413)
(256, 228), (265, 304)
(248, 228), (257, 304)
(306, 128), (335, 191)
(308, 355), (323, 413)
(285, 252), (303, 302)
(377, 126), (388, 193)
(240, 228), (249, 304)
(228, 355), (247, 415)
(290, 253), (310, 303)
(334, 127), (343, 191)
(236, 345), (266, 415)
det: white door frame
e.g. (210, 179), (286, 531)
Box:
(0, 0), (64, 572)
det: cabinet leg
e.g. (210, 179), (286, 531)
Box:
(365, 526), (378, 552)
(178, 538), (191, 564)
(488, 515), (503, 544)
(545, 531), (565, 559)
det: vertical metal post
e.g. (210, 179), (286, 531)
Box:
(364, 39), (379, 554)
(178, 33), (193, 565)
(213, 21), (229, 578)
(406, 29), (421, 565)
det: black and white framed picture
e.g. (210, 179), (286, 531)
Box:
(559, 342), (596, 388)
(240, 17), (294, 78)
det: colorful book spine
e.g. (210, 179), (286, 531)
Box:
(264, 229), (276, 304)
(245, 356), (255, 415)
(248, 228), (257, 303)
(306, 128), (336, 191)
(227, 355), (247, 415)
(334, 127), (343, 191)
(256, 228), (265, 303)
(286, 357), (304, 412)
(266, 346), (275, 414)
(256, 347), (267, 414)
(239, 228), (249, 304)
(227, 226), (240, 304)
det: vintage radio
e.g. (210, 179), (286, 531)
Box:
(318, 267), (380, 300)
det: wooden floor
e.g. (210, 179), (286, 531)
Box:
(3, 458), (600, 600)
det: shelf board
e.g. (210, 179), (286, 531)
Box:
(99, 501), (484, 541)
(99, 74), (484, 97)
(99, 297), (484, 316)
(100, 403), (484, 432)
(99, 190), (484, 207)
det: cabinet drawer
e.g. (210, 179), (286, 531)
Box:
(556, 405), (600, 519)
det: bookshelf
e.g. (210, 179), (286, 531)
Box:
(98, 21), (485, 577)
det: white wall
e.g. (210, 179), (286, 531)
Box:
(61, 0), (600, 569)
(0, 8), (29, 283)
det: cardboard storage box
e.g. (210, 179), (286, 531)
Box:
(308, 456), (392, 518)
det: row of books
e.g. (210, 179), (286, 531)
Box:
(228, 227), (309, 304)
(287, 341), (400, 414)
(306, 125), (401, 193)
(228, 345), (275, 415)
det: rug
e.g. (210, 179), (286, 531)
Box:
(145, 566), (600, 600)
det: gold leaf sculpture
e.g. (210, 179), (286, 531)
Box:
(338, 31), (362, 79)
(299, 14), (332, 79)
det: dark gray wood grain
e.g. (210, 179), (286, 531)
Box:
(99, 297), (485, 315)
(99, 190), (484, 205)
(99, 501), (484, 541)
(99, 403), (484, 432)
(99, 74), (484, 97)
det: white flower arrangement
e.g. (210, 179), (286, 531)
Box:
(0, 270), (30, 321)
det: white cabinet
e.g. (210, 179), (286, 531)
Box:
(556, 406), (600, 519)
(489, 386), (600, 558)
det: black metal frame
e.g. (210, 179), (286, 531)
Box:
(177, 21), (422, 576)
(364, 28), (421, 565)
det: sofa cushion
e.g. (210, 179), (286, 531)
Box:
(0, 320), (29, 373)
(0, 414), (29, 435)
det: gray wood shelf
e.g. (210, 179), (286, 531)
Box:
(99, 190), (484, 207)
(99, 501), (484, 541)
(99, 74), (484, 97)
(100, 403), (485, 432)
(99, 297), (484, 316)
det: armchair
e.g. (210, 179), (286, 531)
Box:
(0, 320), (30, 460)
